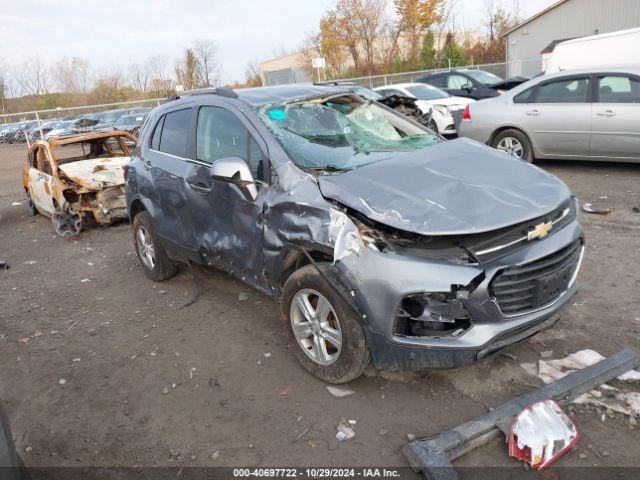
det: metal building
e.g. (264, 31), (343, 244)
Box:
(503, 0), (640, 77)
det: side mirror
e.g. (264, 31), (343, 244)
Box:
(462, 83), (474, 93)
(209, 156), (257, 200)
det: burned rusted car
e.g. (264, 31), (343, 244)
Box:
(126, 85), (584, 383)
(22, 131), (136, 236)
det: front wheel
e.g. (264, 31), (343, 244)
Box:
(281, 264), (369, 383)
(492, 129), (533, 162)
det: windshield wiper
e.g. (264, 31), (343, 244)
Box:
(305, 164), (350, 172)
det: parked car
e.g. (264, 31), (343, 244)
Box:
(317, 82), (432, 126)
(28, 119), (62, 142)
(125, 85), (583, 383)
(44, 120), (78, 139)
(23, 131), (137, 236)
(417, 69), (528, 100)
(0, 120), (38, 144)
(112, 113), (147, 137)
(374, 82), (474, 135)
(458, 66), (640, 162)
(92, 109), (128, 132)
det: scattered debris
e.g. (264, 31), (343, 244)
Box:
(378, 428), (389, 436)
(161, 387), (169, 394)
(540, 350), (554, 358)
(11, 202), (22, 206)
(521, 349), (640, 417)
(169, 447), (181, 457)
(280, 384), (293, 396)
(632, 207), (639, 214)
(238, 293), (249, 301)
(58, 378), (67, 385)
(582, 201), (611, 215)
(80, 278), (91, 283)
(264, 352), (271, 358)
(208, 378), (220, 388)
(406, 433), (416, 441)
(0, 261), (8, 270)
(23, 260), (37, 265)
(326, 385), (355, 398)
(211, 451), (220, 460)
(509, 400), (579, 469)
(72, 358), (81, 362)
(336, 421), (356, 442)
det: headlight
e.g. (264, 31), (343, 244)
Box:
(433, 105), (452, 117)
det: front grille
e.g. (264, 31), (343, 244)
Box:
(451, 109), (463, 128)
(490, 240), (582, 316)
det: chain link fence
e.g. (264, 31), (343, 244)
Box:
(326, 59), (542, 89)
(0, 98), (164, 199)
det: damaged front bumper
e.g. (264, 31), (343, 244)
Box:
(335, 218), (584, 370)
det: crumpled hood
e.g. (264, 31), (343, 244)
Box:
(58, 157), (130, 190)
(318, 138), (571, 236)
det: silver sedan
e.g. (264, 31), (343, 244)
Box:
(458, 66), (640, 162)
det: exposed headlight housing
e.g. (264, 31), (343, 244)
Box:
(394, 291), (472, 338)
(433, 104), (452, 117)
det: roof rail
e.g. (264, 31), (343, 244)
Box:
(176, 87), (239, 99)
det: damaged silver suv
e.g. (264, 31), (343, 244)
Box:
(125, 85), (584, 383)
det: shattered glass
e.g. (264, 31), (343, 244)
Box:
(258, 97), (439, 172)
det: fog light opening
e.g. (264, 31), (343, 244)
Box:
(394, 292), (471, 338)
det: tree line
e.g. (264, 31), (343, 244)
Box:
(0, 39), (222, 115)
(301, 0), (522, 80)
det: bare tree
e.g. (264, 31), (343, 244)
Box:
(192, 39), (220, 87)
(244, 61), (263, 87)
(13, 56), (51, 96)
(175, 49), (202, 90)
(129, 62), (150, 95)
(53, 57), (92, 94)
(147, 54), (172, 97)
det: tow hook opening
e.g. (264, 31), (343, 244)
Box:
(394, 292), (471, 338)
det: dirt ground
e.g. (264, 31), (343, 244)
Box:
(1, 156), (639, 479)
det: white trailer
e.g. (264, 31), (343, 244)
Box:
(544, 27), (640, 73)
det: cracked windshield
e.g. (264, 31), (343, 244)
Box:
(259, 95), (440, 172)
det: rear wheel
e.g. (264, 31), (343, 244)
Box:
(132, 211), (178, 281)
(282, 264), (369, 383)
(492, 129), (533, 162)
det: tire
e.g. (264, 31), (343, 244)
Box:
(281, 263), (369, 383)
(26, 193), (38, 216)
(132, 211), (178, 281)
(492, 129), (533, 162)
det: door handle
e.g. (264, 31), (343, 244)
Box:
(596, 110), (616, 117)
(525, 109), (540, 116)
(186, 180), (212, 194)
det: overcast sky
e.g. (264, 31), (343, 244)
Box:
(0, 0), (557, 84)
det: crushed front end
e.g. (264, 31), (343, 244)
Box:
(331, 199), (584, 369)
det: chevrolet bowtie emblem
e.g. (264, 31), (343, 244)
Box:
(528, 221), (553, 241)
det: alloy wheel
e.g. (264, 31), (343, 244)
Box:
(290, 289), (342, 366)
(496, 136), (524, 159)
(136, 226), (156, 270)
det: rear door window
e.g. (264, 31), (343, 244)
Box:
(159, 108), (192, 157)
(536, 77), (590, 103)
(597, 75), (640, 103)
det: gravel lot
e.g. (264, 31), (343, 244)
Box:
(1, 154), (639, 478)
